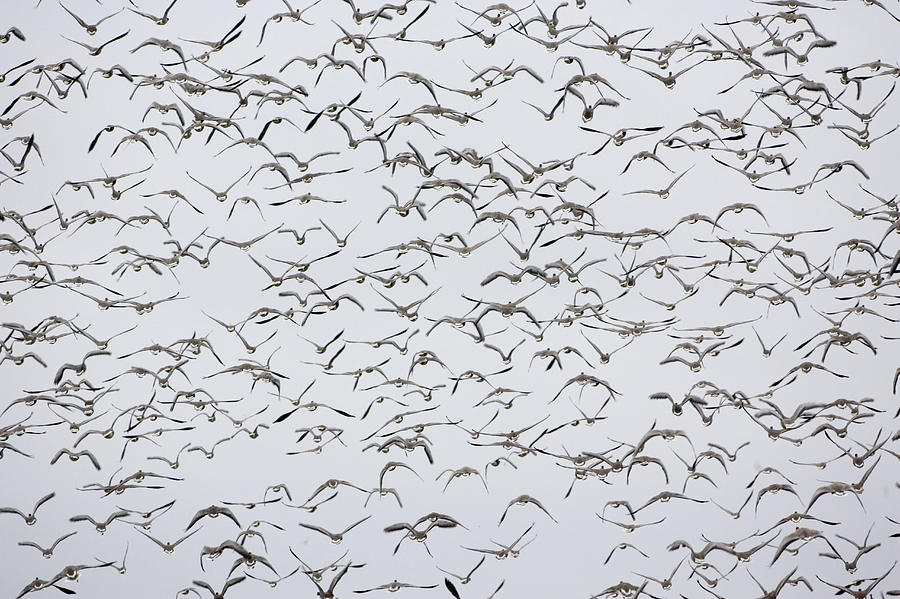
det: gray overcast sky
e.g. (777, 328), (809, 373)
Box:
(2, 1), (900, 598)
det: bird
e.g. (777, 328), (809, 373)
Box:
(185, 506), (241, 530)
(61, 30), (130, 56)
(129, 0), (180, 26)
(299, 516), (371, 544)
(1, 493), (55, 525)
(17, 532), (78, 558)
(69, 510), (132, 533)
(136, 527), (201, 554)
(50, 448), (101, 470)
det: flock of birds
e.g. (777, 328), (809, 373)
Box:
(2, 0), (900, 597)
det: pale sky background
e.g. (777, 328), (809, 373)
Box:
(2, 1), (900, 598)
